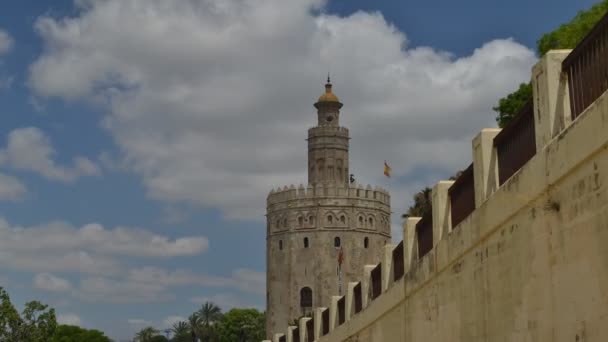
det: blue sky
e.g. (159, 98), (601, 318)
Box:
(0, 0), (598, 340)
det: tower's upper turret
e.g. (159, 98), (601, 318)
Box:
(308, 77), (349, 185)
(314, 76), (343, 127)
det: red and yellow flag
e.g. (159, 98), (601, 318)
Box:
(383, 161), (391, 178)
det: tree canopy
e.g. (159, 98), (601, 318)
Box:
(493, 0), (608, 127)
(214, 309), (265, 342)
(0, 287), (57, 342)
(50, 325), (113, 342)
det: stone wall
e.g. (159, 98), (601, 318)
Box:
(264, 51), (608, 342)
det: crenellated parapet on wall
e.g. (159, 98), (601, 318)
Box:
(264, 48), (608, 341)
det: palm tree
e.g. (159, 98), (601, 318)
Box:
(134, 326), (159, 342)
(196, 302), (222, 342)
(187, 313), (203, 342)
(170, 321), (190, 342)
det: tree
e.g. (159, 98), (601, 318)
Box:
(537, 0), (608, 56)
(0, 287), (22, 340)
(186, 313), (203, 342)
(196, 302), (223, 342)
(493, 83), (532, 128)
(150, 336), (169, 342)
(170, 321), (190, 342)
(215, 309), (265, 342)
(401, 187), (432, 219)
(494, 1), (608, 127)
(0, 287), (57, 342)
(51, 324), (112, 342)
(135, 326), (160, 342)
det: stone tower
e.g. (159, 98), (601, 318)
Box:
(265, 78), (391, 336)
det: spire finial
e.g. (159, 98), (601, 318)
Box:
(327, 72), (331, 84)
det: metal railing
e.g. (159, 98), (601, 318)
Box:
(494, 100), (536, 185)
(337, 296), (345, 325)
(449, 163), (475, 228)
(322, 309), (329, 335)
(392, 241), (404, 281)
(353, 282), (362, 313)
(563, 13), (608, 119)
(416, 211), (433, 258)
(370, 264), (382, 300)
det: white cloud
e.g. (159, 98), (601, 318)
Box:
(127, 266), (265, 295)
(28, 0), (537, 225)
(0, 173), (26, 201)
(77, 276), (173, 303)
(190, 293), (261, 311)
(0, 30), (13, 55)
(57, 313), (82, 326)
(0, 218), (209, 276)
(0, 127), (101, 183)
(162, 315), (186, 329)
(72, 266), (265, 303)
(33, 272), (72, 292)
(127, 319), (152, 327)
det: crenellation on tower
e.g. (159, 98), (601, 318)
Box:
(265, 78), (391, 338)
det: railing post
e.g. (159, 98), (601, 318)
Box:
(273, 333), (285, 342)
(345, 282), (357, 321)
(381, 243), (397, 291)
(313, 307), (325, 340)
(473, 129), (500, 206)
(532, 50), (573, 150)
(404, 217), (421, 273)
(299, 317), (310, 342)
(361, 265), (376, 308)
(432, 181), (454, 246)
(286, 326), (296, 342)
(329, 296), (340, 331)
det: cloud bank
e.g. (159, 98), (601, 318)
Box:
(29, 0), (537, 224)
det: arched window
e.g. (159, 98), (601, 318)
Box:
(279, 240), (283, 250)
(340, 215), (346, 224)
(283, 218), (288, 227)
(309, 215), (315, 225)
(298, 216), (304, 226)
(334, 237), (341, 248)
(359, 216), (363, 225)
(364, 237), (369, 248)
(327, 215), (333, 225)
(300, 287), (312, 308)
(276, 219), (280, 228)
(304, 237), (309, 248)
(368, 217), (374, 227)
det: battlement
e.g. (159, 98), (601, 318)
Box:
(266, 182), (389, 205)
(307, 126), (350, 137)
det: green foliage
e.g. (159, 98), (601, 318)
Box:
(149, 336), (169, 342)
(169, 321), (190, 342)
(0, 287), (57, 342)
(134, 326), (160, 342)
(493, 83), (532, 128)
(494, 1), (608, 127)
(537, 0), (608, 56)
(196, 302), (223, 341)
(214, 309), (265, 342)
(51, 324), (112, 342)
(402, 187), (432, 219)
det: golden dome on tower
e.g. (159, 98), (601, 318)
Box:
(317, 75), (340, 103)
